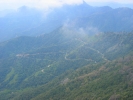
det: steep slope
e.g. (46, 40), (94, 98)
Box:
(31, 54), (133, 100)
(0, 30), (133, 100)
(73, 7), (133, 32)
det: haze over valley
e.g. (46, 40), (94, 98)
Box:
(0, 1), (133, 100)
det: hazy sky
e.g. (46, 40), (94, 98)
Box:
(0, 0), (133, 10)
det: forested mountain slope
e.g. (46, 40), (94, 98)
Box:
(32, 54), (133, 100)
(0, 30), (133, 100)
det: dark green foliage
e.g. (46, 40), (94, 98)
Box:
(31, 54), (133, 100)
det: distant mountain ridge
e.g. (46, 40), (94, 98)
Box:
(0, 1), (133, 99)
(0, 1), (133, 42)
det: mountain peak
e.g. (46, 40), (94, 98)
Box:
(81, 0), (91, 8)
(18, 6), (28, 11)
(83, 0), (87, 4)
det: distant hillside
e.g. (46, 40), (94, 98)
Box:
(0, 2), (133, 42)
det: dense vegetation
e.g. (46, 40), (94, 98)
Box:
(0, 31), (133, 100)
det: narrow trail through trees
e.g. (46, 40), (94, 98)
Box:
(65, 38), (109, 62)
(16, 37), (109, 62)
